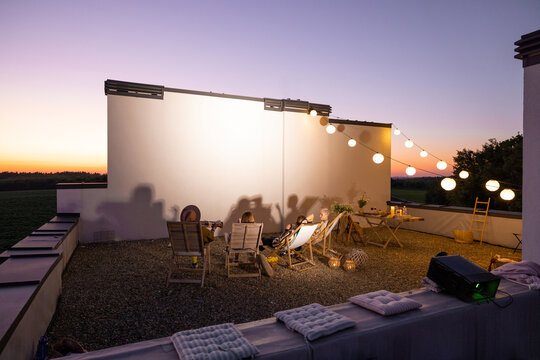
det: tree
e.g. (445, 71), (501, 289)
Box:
(447, 134), (522, 211)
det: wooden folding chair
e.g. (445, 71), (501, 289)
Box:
(279, 223), (319, 271)
(225, 223), (264, 278)
(311, 212), (345, 258)
(166, 221), (211, 288)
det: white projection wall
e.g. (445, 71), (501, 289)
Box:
(59, 89), (390, 242)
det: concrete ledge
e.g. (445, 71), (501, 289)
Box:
(387, 201), (522, 219)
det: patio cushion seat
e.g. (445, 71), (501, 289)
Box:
(349, 290), (422, 316)
(274, 303), (355, 341)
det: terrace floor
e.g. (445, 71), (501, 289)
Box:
(46, 229), (521, 352)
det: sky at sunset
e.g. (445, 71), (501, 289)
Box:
(1, 1), (539, 176)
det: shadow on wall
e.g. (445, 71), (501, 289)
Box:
(86, 184), (166, 241)
(223, 195), (278, 233)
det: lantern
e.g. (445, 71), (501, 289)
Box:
(436, 161), (448, 170)
(420, 150), (428, 158)
(459, 170), (469, 179)
(309, 109), (317, 116)
(328, 257), (340, 269)
(405, 139), (414, 148)
(485, 180), (500, 192)
(348, 139), (357, 147)
(343, 260), (356, 271)
(441, 177), (456, 191)
(405, 166), (416, 176)
(372, 153), (384, 164)
(394, 129), (401, 135)
(326, 124), (336, 134)
(500, 189), (515, 201)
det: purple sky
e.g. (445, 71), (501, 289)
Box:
(1, 1), (539, 175)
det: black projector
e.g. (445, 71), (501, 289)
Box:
(427, 255), (500, 302)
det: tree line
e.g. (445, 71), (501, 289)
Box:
(0, 172), (107, 191)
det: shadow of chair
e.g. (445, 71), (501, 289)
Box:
(225, 223), (264, 278)
(166, 222), (211, 288)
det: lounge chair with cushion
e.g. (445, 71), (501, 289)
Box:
(166, 221), (211, 287)
(225, 223), (264, 278)
(311, 212), (345, 259)
(278, 223), (319, 271)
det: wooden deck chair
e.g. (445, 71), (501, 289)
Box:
(282, 223), (319, 271)
(166, 221), (211, 288)
(225, 223), (264, 278)
(311, 212), (345, 258)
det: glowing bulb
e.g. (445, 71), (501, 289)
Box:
(485, 180), (500, 192)
(347, 139), (357, 147)
(405, 140), (414, 148)
(405, 166), (416, 176)
(309, 109), (317, 116)
(500, 189), (515, 201)
(459, 171), (469, 179)
(372, 153), (384, 164)
(436, 161), (448, 170)
(420, 150), (428, 158)
(394, 129), (401, 135)
(326, 124), (336, 134)
(441, 177), (456, 191)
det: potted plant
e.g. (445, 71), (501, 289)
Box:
(357, 193), (368, 214)
(332, 203), (354, 215)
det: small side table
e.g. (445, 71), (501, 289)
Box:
(512, 233), (522, 253)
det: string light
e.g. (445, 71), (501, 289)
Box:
(372, 153), (384, 164)
(326, 124), (336, 134)
(441, 177), (456, 191)
(420, 150), (428, 158)
(405, 166), (416, 176)
(500, 189), (515, 201)
(405, 139), (414, 148)
(348, 139), (357, 147)
(309, 109), (318, 116)
(485, 180), (500, 192)
(459, 170), (469, 179)
(436, 161), (448, 170)
(394, 129), (401, 135)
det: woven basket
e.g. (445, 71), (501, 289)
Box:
(453, 229), (474, 244)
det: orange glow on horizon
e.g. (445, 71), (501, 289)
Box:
(0, 158), (107, 174)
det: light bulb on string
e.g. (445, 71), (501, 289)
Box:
(485, 180), (500, 192)
(459, 171), (469, 179)
(436, 161), (447, 170)
(420, 150), (428, 158)
(405, 139), (414, 148)
(347, 139), (357, 147)
(326, 124), (336, 134)
(309, 109), (317, 116)
(500, 189), (515, 201)
(405, 166), (416, 176)
(394, 129), (401, 135)
(372, 153), (384, 164)
(441, 177), (456, 191)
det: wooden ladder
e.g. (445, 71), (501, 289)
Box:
(470, 197), (490, 244)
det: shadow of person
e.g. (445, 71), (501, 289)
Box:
(95, 184), (165, 240)
(284, 194), (318, 227)
(222, 197), (251, 233)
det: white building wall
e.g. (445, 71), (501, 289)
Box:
(523, 63), (540, 263)
(59, 89), (390, 242)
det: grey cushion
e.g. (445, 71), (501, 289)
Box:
(274, 303), (355, 341)
(349, 290), (422, 316)
(170, 323), (258, 360)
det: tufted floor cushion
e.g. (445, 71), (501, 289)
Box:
(349, 290), (422, 316)
(274, 303), (355, 341)
(170, 323), (258, 360)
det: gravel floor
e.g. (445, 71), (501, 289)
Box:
(46, 229), (520, 351)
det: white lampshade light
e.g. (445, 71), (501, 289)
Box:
(436, 161), (448, 170)
(347, 139), (357, 147)
(485, 180), (500, 192)
(459, 170), (469, 179)
(405, 139), (414, 148)
(500, 189), (515, 201)
(420, 150), (428, 158)
(394, 129), (401, 135)
(372, 153), (384, 164)
(326, 124), (336, 134)
(405, 166), (416, 176)
(309, 109), (317, 116)
(441, 177), (456, 191)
